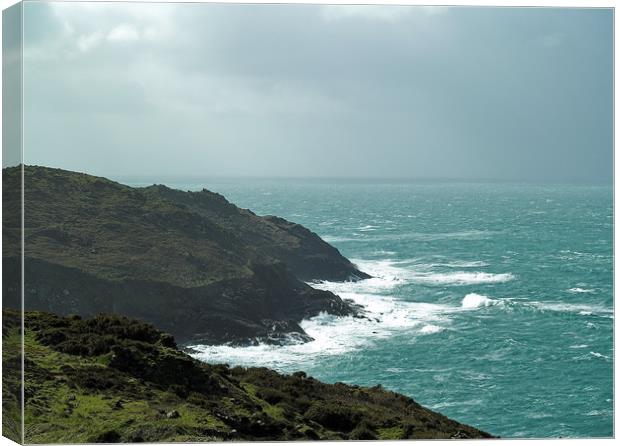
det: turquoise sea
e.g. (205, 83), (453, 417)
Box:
(122, 178), (613, 438)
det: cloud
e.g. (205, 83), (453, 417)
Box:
(320, 4), (449, 22)
(20, 2), (613, 182)
(77, 31), (103, 52)
(419, 6), (450, 16)
(321, 5), (412, 22)
(107, 24), (140, 42)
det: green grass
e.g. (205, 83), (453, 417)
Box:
(377, 425), (405, 439)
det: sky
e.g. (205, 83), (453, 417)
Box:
(11, 2), (614, 182)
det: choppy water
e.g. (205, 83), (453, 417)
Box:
(122, 178), (613, 438)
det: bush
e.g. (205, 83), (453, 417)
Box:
(257, 387), (287, 405)
(90, 429), (121, 443)
(71, 366), (124, 391)
(30, 312), (176, 357)
(349, 421), (378, 440)
(304, 402), (362, 432)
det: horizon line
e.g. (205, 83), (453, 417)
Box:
(4, 164), (613, 186)
(109, 173), (613, 186)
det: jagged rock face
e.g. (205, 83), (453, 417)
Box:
(2, 165), (367, 344)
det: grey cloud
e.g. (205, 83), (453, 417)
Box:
(20, 3), (612, 182)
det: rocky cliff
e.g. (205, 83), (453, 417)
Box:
(2, 165), (368, 344)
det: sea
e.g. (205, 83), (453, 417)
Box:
(121, 177), (613, 438)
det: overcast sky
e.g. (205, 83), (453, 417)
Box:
(17, 2), (613, 182)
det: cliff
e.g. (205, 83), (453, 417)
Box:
(2, 165), (368, 344)
(2, 310), (493, 443)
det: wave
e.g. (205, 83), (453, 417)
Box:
(589, 351), (611, 360)
(317, 259), (415, 294)
(321, 235), (359, 243)
(526, 301), (613, 317)
(427, 260), (490, 268)
(374, 230), (497, 242)
(319, 229), (497, 244)
(371, 250), (397, 256)
(419, 324), (445, 334)
(410, 271), (515, 286)
(342, 258), (514, 288)
(461, 293), (500, 309)
(357, 224), (380, 232)
(567, 287), (595, 294)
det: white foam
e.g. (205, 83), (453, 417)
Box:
(412, 271), (514, 286)
(586, 410), (611, 417)
(320, 258), (512, 303)
(567, 287), (595, 294)
(589, 351), (611, 360)
(189, 286), (452, 370)
(319, 230), (496, 244)
(343, 258), (514, 288)
(321, 235), (359, 243)
(315, 259), (410, 294)
(420, 324), (444, 334)
(358, 224), (379, 232)
(428, 260), (491, 268)
(372, 250), (397, 256)
(461, 293), (498, 309)
(528, 301), (613, 317)
(408, 230), (494, 241)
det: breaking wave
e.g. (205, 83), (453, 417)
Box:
(461, 293), (499, 309)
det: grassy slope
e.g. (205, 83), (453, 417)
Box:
(3, 310), (493, 443)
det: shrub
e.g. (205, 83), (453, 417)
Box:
(257, 387), (287, 405)
(90, 429), (121, 443)
(349, 421), (378, 440)
(304, 402), (362, 432)
(71, 366), (124, 391)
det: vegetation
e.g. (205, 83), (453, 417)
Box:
(2, 310), (493, 443)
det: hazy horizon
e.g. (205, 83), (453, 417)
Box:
(7, 162), (613, 186)
(7, 3), (614, 183)
(110, 172), (613, 185)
